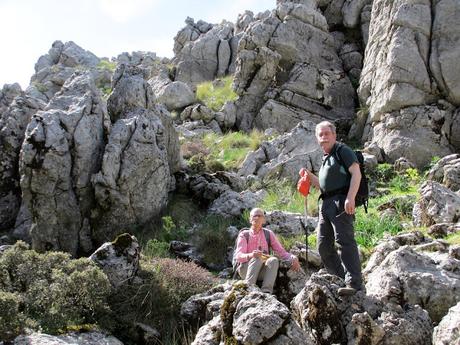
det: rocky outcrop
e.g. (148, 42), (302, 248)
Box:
(173, 18), (236, 86)
(0, 90), (46, 230)
(358, 0), (460, 167)
(190, 282), (315, 345)
(238, 120), (323, 184)
(208, 189), (267, 218)
(19, 72), (109, 256)
(365, 245), (460, 323)
(233, 1), (356, 132)
(149, 73), (195, 111)
(291, 271), (433, 345)
(362, 104), (454, 167)
(106, 64), (181, 174)
(32, 40), (108, 102)
(433, 302), (460, 345)
(92, 107), (172, 244)
(413, 181), (460, 227)
(89, 233), (140, 288)
(13, 331), (123, 345)
(0, 83), (22, 113)
(427, 153), (460, 192)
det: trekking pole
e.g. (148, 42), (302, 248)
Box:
(297, 169), (311, 271)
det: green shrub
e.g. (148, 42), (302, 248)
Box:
(278, 234), (316, 251)
(97, 59), (117, 73)
(194, 215), (245, 265)
(196, 76), (238, 111)
(0, 242), (111, 337)
(109, 259), (216, 343)
(0, 291), (23, 341)
(143, 239), (170, 258)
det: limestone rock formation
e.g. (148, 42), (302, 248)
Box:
(413, 181), (460, 227)
(291, 271), (434, 345)
(365, 245), (460, 323)
(13, 332), (123, 345)
(0, 90), (46, 230)
(174, 18), (237, 86)
(20, 72), (109, 256)
(190, 282), (315, 345)
(32, 40), (109, 102)
(432, 302), (460, 345)
(92, 107), (172, 244)
(427, 153), (460, 192)
(238, 120), (323, 184)
(233, 0), (356, 132)
(89, 233), (140, 288)
(359, 0), (460, 167)
(149, 73), (195, 111)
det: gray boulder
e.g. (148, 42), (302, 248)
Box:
(89, 233), (140, 288)
(413, 181), (460, 227)
(208, 189), (267, 218)
(433, 302), (460, 345)
(291, 271), (433, 345)
(427, 154), (460, 192)
(92, 107), (172, 244)
(365, 245), (460, 323)
(238, 120), (323, 184)
(174, 19), (235, 86)
(0, 83), (22, 113)
(19, 72), (108, 256)
(342, 0), (373, 28)
(106, 64), (181, 174)
(191, 282), (314, 345)
(32, 41), (107, 102)
(234, 0), (355, 132)
(14, 332), (123, 345)
(363, 105), (454, 167)
(107, 64), (153, 122)
(149, 74), (195, 111)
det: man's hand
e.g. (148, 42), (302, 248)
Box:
(251, 249), (263, 259)
(290, 256), (300, 271)
(344, 197), (355, 215)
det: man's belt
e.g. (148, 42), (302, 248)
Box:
(319, 187), (348, 200)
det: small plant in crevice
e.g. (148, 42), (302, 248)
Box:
(196, 76), (238, 111)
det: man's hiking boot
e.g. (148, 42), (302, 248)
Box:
(338, 286), (357, 296)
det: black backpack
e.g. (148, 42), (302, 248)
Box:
(335, 144), (369, 213)
(231, 228), (271, 277)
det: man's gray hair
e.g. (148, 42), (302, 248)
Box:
(315, 121), (336, 134)
(250, 208), (265, 217)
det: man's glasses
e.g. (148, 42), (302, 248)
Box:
(251, 214), (264, 218)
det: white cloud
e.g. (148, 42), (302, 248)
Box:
(97, 0), (159, 23)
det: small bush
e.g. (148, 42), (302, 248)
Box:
(194, 215), (244, 265)
(143, 239), (170, 258)
(373, 163), (395, 183)
(0, 291), (23, 341)
(0, 242), (111, 337)
(97, 59), (117, 73)
(196, 76), (238, 111)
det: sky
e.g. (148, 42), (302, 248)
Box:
(0, 0), (275, 89)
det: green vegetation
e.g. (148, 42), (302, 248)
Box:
(259, 179), (320, 217)
(182, 130), (265, 172)
(109, 258), (216, 344)
(446, 232), (460, 246)
(0, 242), (111, 341)
(97, 59), (117, 73)
(196, 76), (238, 111)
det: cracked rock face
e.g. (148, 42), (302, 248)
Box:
(92, 107), (171, 244)
(432, 302), (460, 345)
(359, 0), (460, 167)
(365, 246), (460, 323)
(19, 71), (109, 256)
(173, 18), (237, 86)
(238, 120), (323, 184)
(233, 0), (356, 132)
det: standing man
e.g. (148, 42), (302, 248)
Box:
(234, 208), (300, 294)
(300, 121), (363, 295)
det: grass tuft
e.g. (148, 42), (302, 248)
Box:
(196, 76), (238, 111)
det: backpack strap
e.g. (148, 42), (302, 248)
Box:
(263, 228), (271, 255)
